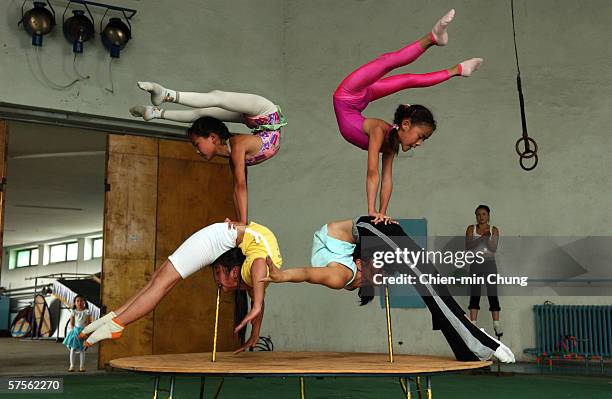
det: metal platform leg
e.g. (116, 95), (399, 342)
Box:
(168, 376), (175, 399)
(152, 376), (160, 399)
(426, 376), (432, 399)
(299, 377), (306, 399)
(199, 377), (205, 399)
(399, 377), (411, 399)
(151, 375), (176, 399)
(213, 378), (224, 399)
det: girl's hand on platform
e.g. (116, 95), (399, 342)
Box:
(233, 334), (259, 354)
(369, 212), (398, 225)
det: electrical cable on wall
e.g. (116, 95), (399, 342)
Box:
(18, 0), (136, 93)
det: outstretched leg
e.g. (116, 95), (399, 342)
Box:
(354, 218), (515, 363)
(137, 82), (276, 117)
(79, 262), (170, 338)
(130, 105), (244, 123)
(113, 260), (182, 325)
(174, 90), (276, 116)
(336, 9), (455, 94)
(84, 260), (181, 347)
(82, 223), (238, 346)
(367, 58), (483, 101)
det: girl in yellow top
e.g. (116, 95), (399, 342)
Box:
(80, 220), (282, 353)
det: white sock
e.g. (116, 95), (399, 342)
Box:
(493, 320), (503, 336)
(137, 81), (177, 106)
(80, 311), (116, 336)
(69, 349), (76, 369)
(430, 9), (455, 46)
(480, 328), (515, 363)
(459, 58), (484, 77)
(129, 105), (163, 121)
(79, 351), (86, 370)
(84, 319), (124, 347)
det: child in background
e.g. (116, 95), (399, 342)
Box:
(63, 295), (91, 372)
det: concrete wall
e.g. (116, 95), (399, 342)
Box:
(1, 0), (284, 133)
(1, 0), (611, 361)
(252, 0), (612, 361)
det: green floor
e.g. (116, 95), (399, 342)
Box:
(2, 373), (611, 399)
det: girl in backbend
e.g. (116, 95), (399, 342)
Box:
(333, 9), (482, 224)
(130, 87), (286, 224)
(79, 220), (282, 354)
(262, 216), (515, 363)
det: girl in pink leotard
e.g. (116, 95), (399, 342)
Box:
(333, 9), (483, 224)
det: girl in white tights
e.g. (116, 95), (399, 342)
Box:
(130, 83), (286, 224)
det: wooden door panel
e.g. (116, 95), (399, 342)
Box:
(153, 140), (239, 354)
(101, 135), (239, 366)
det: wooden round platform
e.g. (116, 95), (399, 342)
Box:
(110, 351), (491, 376)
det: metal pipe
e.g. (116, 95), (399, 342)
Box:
(213, 378), (224, 399)
(152, 376), (159, 399)
(198, 376), (205, 399)
(384, 285), (394, 363)
(168, 376), (175, 399)
(299, 377), (305, 399)
(211, 287), (220, 362)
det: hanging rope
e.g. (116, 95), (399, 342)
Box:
(511, 0), (538, 171)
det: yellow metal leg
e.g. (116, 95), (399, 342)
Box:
(212, 287), (221, 362)
(152, 376), (159, 399)
(385, 285), (394, 363)
(399, 377), (411, 399)
(299, 376), (305, 399)
(426, 376), (432, 399)
(151, 375), (177, 399)
(168, 376), (175, 399)
(416, 376), (423, 399)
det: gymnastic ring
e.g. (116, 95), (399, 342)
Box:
(519, 152), (538, 171)
(515, 136), (538, 159)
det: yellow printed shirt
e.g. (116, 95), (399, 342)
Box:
(239, 222), (283, 287)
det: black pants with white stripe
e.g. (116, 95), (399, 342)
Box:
(355, 217), (499, 361)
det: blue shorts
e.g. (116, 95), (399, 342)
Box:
(310, 225), (357, 286)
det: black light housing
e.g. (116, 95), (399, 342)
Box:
(101, 17), (131, 58)
(63, 8), (95, 54)
(19, 1), (56, 47)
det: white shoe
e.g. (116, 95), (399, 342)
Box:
(481, 328), (515, 363)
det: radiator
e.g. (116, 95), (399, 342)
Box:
(534, 304), (612, 358)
